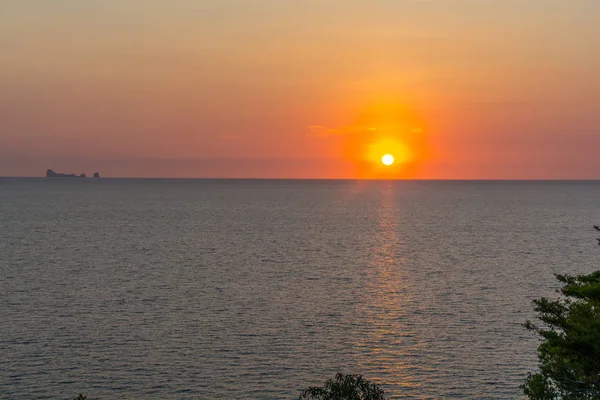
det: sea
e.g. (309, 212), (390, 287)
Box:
(1, 178), (599, 399)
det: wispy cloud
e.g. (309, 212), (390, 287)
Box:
(308, 124), (424, 139)
(307, 125), (371, 138)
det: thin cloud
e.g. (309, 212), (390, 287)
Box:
(307, 125), (367, 138)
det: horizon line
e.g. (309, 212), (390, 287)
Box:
(3, 176), (600, 182)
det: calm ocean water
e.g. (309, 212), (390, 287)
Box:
(1, 178), (600, 399)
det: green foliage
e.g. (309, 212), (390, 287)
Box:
(299, 373), (387, 400)
(522, 265), (600, 399)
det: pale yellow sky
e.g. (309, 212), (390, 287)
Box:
(1, 0), (599, 178)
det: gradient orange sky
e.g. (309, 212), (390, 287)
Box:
(1, 1), (599, 178)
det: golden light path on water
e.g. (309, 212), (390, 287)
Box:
(353, 183), (420, 392)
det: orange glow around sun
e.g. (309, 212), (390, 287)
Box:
(337, 101), (428, 179)
(310, 98), (428, 179)
(368, 137), (413, 166)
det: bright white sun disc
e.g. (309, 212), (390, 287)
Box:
(382, 154), (395, 166)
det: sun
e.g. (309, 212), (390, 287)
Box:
(381, 154), (395, 166)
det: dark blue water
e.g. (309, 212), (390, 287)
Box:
(1, 179), (599, 399)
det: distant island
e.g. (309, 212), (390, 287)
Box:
(46, 169), (100, 178)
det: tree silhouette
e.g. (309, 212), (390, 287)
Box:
(522, 228), (600, 399)
(299, 373), (387, 400)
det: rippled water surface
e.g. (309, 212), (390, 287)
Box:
(2, 179), (600, 399)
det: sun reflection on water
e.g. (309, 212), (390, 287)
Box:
(353, 183), (421, 394)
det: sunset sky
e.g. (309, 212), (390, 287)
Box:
(1, 0), (599, 178)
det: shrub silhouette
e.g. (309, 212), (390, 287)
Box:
(299, 373), (387, 400)
(522, 228), (600, 399)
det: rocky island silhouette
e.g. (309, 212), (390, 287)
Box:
(46, 169), (100, 178)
